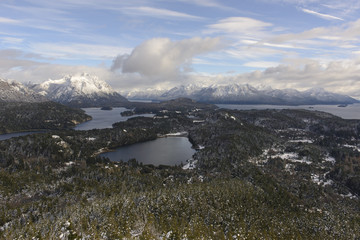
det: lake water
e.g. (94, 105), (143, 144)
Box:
(217, 103), (360, 120)
(0, 107), (154, 140)
(2, 104), (360, 141)
(100, 137), (196, 166)
(74, 107), (155, 130)
(0, 131), (43, 141)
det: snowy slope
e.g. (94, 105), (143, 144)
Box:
(31, 73), (128, 107)
(0, 78), (46, 103)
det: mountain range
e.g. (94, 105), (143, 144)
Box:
(125, 84), (359, 105)
(1, 74), (358, 106)
(0, 78), (46, 103)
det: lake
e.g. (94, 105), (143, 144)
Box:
(2, 103), (360, 141)
(217, 103), (360, 120)
(100, 137), (196, 166)
(74, 107), (155, 130)
(0, 107), (153, 140)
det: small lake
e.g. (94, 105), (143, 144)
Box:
(100, 137), (196, 166)
(217, 103), (360, 120)
(74, 107), (154, 130)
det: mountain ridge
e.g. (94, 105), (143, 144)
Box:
(0, 78), (47, 103)
(125, 84), (359, 105)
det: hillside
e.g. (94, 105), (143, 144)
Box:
(0, 102), (91, 134)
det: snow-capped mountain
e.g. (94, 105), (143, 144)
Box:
(125, 83), (359, 105)
(0, 78), (46, 103)
(31, 73), (128, 107)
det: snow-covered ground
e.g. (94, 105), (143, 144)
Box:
(311, 172), (333, 186)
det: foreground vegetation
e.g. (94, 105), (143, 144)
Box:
(0, 99), (360, 239)
(1, 161), (359, 239)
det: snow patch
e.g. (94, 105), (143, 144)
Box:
(343, 144), (360, 152)
(340, 193), (357, 199)
(324, 155), (336, 164)
(288, 139), (313, 143)
(193, 120), (205, 123)
(165, 131), (187, 137)
(182, 159), (197, 170)
(198, 145), (205, 150)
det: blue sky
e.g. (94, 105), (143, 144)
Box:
(1, 0), (360, 97)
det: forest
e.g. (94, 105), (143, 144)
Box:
(0, 99), (360, 239)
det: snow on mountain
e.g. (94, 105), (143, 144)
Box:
(302, 88), (356, 104)
(0, 78), (46, 103)
(126, 83), (359, 105)
(31, 73), (128, 107)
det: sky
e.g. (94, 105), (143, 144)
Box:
(1, 0), (360, 98)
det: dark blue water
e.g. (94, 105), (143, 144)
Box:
(100, 137), (196, 166)
(74, 107), (154, 130)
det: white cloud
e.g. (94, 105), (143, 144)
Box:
(111, 37), (224, 77)
(205, 17), (291, 62)
(265, 21), (359, 56)
(122, 6), (204, 20)
(0, 17), (20, 24)
(262, 42), (309, 50)
(176, 0), (235, 11)
(115, 58), (360, 99)
(301, 8), (343, 21)
(243, 61), (280, 68)
(240, 60), (360, 98)
(178, 0), (224, 8)
(207, 17), (272, 35)
(0, 50), (113, 84)
(29, 43), (132, 60)
(1, 37), (24, 44)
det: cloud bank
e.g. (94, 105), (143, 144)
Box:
(111, 37), (223, 77)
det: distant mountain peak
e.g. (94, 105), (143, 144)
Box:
(39, 73), (115, 96)
(31, 74), (128, 107)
